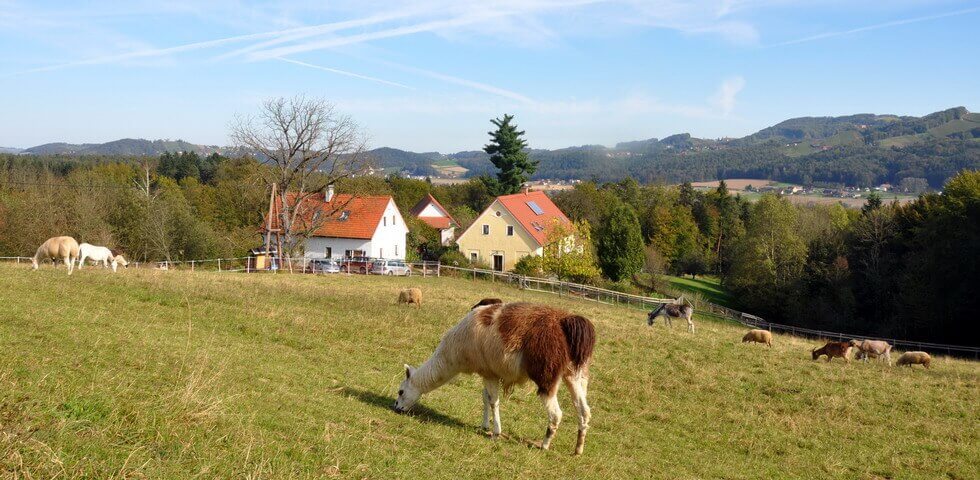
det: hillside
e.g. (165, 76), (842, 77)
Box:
(1, 264), (976, 478)
(22, 138), (225, 156)
(9, 106), (980, 187)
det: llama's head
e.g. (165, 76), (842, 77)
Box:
(647, 304), (665, 326)
(113, 255), (129, 269)
(393, 364), (421, 413)
(31, 256), (39, 270)
(811, 347), (819, 360)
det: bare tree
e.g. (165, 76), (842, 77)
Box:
(231, 96), (369, 258)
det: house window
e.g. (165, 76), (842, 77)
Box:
(470, 252), (478, 262)
(395, 245), (398, 256)
(384, 217), (387, 226)
(325, 247), (332, 258)
(380, 248), (384, 258)
(339, 210), (350, 221)
(482, 225), (490, 235)
(507, 225), (514, 236)
(393, 215), (396, 225)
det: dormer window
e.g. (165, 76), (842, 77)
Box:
(338, 210), (350, 221)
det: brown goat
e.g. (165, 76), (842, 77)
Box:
(812, 340), (857, 362)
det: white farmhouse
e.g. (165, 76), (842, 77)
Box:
(262, 186), (408, 262)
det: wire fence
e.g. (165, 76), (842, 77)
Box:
(3, 255), (977, 358)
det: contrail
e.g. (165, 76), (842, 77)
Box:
(275, 57), (414, 90)
(244, 12), (515, 61)
(1, 9), (419, 77)
(378, 59), (534, 104)
(770, 6), (980, 47)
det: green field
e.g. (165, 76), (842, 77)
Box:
(1, 264), (977, 478)
(664, 275), (737, 309)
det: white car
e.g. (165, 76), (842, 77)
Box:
(370, 259), (412, 276)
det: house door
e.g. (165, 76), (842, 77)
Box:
(492, 254), (504, 272)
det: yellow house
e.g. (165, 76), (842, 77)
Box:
(455, 190), (570, 271)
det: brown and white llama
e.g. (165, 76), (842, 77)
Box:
(32, 236), (80, 275)
(394, 301), (596, 455)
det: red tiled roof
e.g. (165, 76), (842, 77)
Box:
(418, 216), (453, 229)
(496, 190), (570, 246)
(410, 193), (457, 230)
(262, 193), (392, 240)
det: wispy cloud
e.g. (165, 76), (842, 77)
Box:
(770, 6), (980, 47)
(275, 57), (414, 90)
(709, 76), (745, 116)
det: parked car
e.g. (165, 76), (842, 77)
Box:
(370, 259), (412, 276)
(306, 258), (341, 274)
(340, 256), (374, 274)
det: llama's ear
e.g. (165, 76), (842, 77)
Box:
(404, 364), (413, 379)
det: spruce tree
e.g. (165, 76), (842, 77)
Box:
(596, 204), (645, 281)
(483, 114), (537, 195)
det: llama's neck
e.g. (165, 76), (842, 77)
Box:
(411, 347), (460, 394)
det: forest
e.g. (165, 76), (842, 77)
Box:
(1, 150), (976, 346)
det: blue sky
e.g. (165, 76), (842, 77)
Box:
(1, 1), (978, 152)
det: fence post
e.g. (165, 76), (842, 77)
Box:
(191, 260), (195, 272)
(246, 257), (251, 273)
(218, 259), (221, 272)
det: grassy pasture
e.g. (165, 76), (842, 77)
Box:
(663, 275), (737, 309)
(0, 264), (977, 479)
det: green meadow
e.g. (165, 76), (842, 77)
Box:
(0, 264), (977, 479)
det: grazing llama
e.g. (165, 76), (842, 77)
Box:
(32, 236), (79, 275)
(394, 302), (596, 455)
(648, 298), (695, 333)
(78, 243), (126, 272)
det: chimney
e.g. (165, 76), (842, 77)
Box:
(522, 184), (530, 195)
(325, 184), (335, 202)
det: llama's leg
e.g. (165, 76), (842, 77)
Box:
(687, 313), (695, 333)
(65, 255), (73, 275)
(539, 392), (562, 450)
(482, 387), (491, 431)
(77, 254), (85, 270)
(563, 372), (592, 455)
(482, 378), (501, 437)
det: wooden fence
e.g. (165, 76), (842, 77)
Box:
(3, 256), (977, 357)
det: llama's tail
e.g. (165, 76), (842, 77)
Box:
(560, 315), (596, 370)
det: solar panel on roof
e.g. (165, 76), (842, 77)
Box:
(526, 201), (544, 215)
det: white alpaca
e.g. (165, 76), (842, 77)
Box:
(32, 236), (79, 275)
(394, 302), (596, 455)
(78, 243), (125, 272)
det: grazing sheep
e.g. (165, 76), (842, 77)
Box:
(471, 298), (503, 309)
(853, 339), (893, 366)
(812, 340), (858, 362)
(398, 288), (422, 307)
(742, 329), (773, 347)
(896, 351), (931, 369)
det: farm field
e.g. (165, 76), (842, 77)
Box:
(663, 275), (737, 309)
(0, 264), (977, 478)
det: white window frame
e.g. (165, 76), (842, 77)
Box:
(482, 224), (490, 235)
(507, 225), (514, 236)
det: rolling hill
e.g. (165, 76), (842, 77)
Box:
(8, 107), (980, 187)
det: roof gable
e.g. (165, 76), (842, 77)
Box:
(410, 193), (457, 229)
(264, 193), (394, 240)
(457, 190), (569, 247)
(496, 190), (569, 246)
